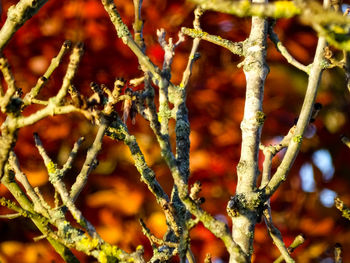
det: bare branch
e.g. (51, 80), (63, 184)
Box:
(24, 40), (72, 106)
(181, 28), (244, 56)
(0, 0), (49, 51)
(274, 234), (305, 263)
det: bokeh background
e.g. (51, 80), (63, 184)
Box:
(0, 0), (350, 262)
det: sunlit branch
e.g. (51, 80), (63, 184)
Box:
(189, 0), (300, 18)
(70, 123), (106, 202)
(264, 209), (294, 263)
(34, 133), (101, 240)
(0, 196), (42, 221)
(335, 197), (350, 221)
(9, 152), (50, 218)
(139, 218), (178, 248)
(100, 0), (179, 103)
(0, 171), (79, 262)
(265, 15), (328, 198)
(0, 56), (18, 113)
(274, 234), (305, 263)
(268, 23), (309, 74)
(0, 0), (49, 51)
(105, 117), (178, 228)
(34, 187), (52, 212)
(55, 43), (84, 103)
(341, 135), (350, 149)
(190, 0), (350, 51)
(259, 125), (296, 188)
(133, 0), (145, 51)
(334, 243), (342, 263)
(181, 28), (244, 56)
(14, 104), (82, 129)
(62, 137), (84, 176)
(0, 212), (21, 219)
(24, 40), (72, 106)
(157, 29), (184, 136)
(228, 0), (269, 259)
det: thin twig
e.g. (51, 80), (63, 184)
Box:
(274, 234), (305, 263)
(0, 213), (21, 219)
(335, 198), (350, 221)
(55, 43), (84, 103)
(0, 0), (49, 51)
(181, 28), (244, 56)
(265, 31), (328, 199)
(23, 40), (72, 106)
(264, 209), (294, 263)
(0, 56), (17, 113)
(334, 243), (342, 263)
(9, 152), (50, 217)
(268, 23), (309, 73)
(70, 122), (107, 202)
(34, 133), (101, 240)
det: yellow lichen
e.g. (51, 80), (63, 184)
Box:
(99, 251), (108, 263)
(274, 1), (300, 18)
(47, 161), (57, 174)
(293, 135), (303, 143)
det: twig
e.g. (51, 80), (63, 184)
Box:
(61, 137), (84, 176)
(334, 243), (342, 263)
(100, 0), (180, 104)
(133, 0), (145, 52)
(0, 0), (49, 51)
(264, 209), (294, 263)
(189, 0), (300, 18)
(0, 213), (21, 219)
(70, 122), (107, 202)
(0, 197), (36, 219)
(34, 187), (52, 211)
(268, 23), (309, 73)
(55, 43), (84, 104)
(34, 133), (101, 240)
(105, 118), (180, 233)
(9, 152), (50, 217)
(139, 218), (177, 248)
(335, 198), (350, 220)
(265, 25), (328, 199)
(181, 28), (244, 56)
(14, 104), (83, 129)
(204, 253), (212, 263)
(274, 234), (305, 263)
(23, 40), (72, 106)
(0, 56), (17, 113)
(341, 135), (350, 149)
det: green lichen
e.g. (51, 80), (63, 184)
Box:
(255, 111), (266, 125)
(111, 12), (131, 39)
(182, 28), (208, 38)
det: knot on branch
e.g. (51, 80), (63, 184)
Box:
(226, 192), (264, 219)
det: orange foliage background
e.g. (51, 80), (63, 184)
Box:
(0, 0), (350, 262)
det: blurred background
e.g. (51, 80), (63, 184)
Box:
(0, 0), (349, 262)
